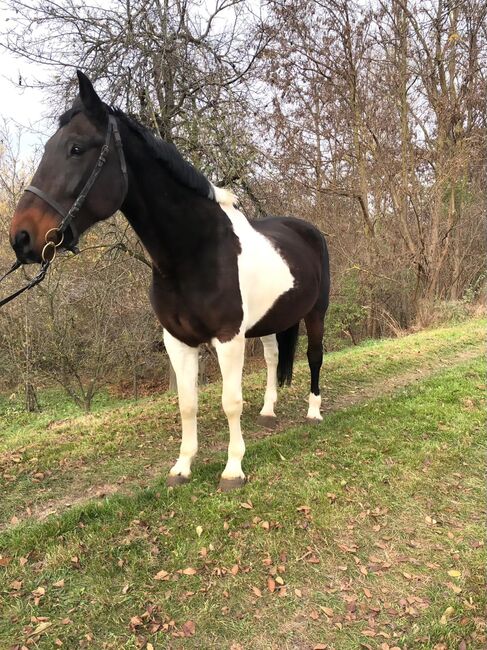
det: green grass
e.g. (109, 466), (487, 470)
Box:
(0, 319), (485, 649)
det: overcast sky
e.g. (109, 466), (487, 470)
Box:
(0, 41), (54, 157)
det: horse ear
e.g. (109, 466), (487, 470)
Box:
(76, 70), (106, 121)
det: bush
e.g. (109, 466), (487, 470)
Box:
(325, 270), (367, 349)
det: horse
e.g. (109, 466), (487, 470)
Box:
(9, 71), (330, 491)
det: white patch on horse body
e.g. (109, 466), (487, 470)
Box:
(306, 392), (322, 420)
(212, 184), (237, 206)
(219, 204), (294, 333)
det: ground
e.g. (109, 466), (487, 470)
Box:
(0, 318), (485, 649)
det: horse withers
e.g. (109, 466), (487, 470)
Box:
(9, 71), (330, 491)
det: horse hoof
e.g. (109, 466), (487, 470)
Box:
(306, 416), (322, 425)
(218, 477), (246, 492)
(167, 474), (190, 487)
(257, 415), (277, 429)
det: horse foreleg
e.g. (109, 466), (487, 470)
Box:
(213, 335), (246, 491)
(258, 334), (278, 428)
(164, 329), (199, 485)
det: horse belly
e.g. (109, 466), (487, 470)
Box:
(246, 276), (320, 338)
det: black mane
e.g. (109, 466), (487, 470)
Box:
(59, 104), (215, 201)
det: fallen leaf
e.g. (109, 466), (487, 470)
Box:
(129, 616), (143, 628)
(320, 606), (333, 617)
(10, 515), (20, 525)
(240, 501), (253, 510)
(447, 570), (461, 578)
(53, 579), (65, 588)
(267, 576), (276, 593)
(440, 606), (455, 625)
(195, 526), (203, 537)
(32, 586), (46, 598)
(252, 586), (262, 597)
(182, 620), (196, 636)
(314, 645), (328, 650)
(154, 569), (170, 581)
(181, 567), (197, 575)
(28, 621), (52, 637)
(230, 564), (239, 576)
(295, 588), (302, 597)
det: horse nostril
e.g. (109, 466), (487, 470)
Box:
(15, 230), (31, 250)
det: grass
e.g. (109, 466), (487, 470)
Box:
(0, 318), (485, 649)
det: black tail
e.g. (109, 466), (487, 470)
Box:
(276, 322), (300, 386)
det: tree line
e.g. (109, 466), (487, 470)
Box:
(0, 0), (485, 410)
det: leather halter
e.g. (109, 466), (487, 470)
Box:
(26, 114), (128, 259)
(0, 114), (128, 308)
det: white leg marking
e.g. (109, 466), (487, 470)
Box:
(307, 392), (322, 421)
(214, 335), (246, 480)
(164, 330), (199, 478)
(260, 334), (278, 417)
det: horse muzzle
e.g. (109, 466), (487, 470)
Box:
(11, 229), (40, 264)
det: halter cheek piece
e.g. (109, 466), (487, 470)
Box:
(0, 115), (128, 308)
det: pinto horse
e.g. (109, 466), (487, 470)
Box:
(9, 71), (330, 490)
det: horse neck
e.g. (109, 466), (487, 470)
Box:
(119, 131), (225, 274)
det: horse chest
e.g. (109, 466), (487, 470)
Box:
(150, 267), (243, 346)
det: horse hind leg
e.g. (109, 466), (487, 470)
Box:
(258, 334), (278, 429)
(304, 308), (325, 421)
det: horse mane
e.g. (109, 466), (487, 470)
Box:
(58, 103), (236, 206)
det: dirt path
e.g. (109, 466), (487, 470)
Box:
(2, 345), (481, 531)
(242, 345), (482, 441)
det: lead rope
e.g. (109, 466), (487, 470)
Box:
(0, 261), (50, 309)
(0, 260), (21, 284)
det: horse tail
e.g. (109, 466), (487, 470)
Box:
(276, 322), (300, 387)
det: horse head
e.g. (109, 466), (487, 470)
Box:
(10, 71), (127, 263)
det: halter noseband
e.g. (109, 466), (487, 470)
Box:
(0, 114), (128, 309)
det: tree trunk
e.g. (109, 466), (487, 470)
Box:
(25, 382), (40, 412)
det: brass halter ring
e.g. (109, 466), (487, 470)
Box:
(41, 228), (65, 263)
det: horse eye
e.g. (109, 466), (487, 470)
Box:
(70, 144), (83, 156)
